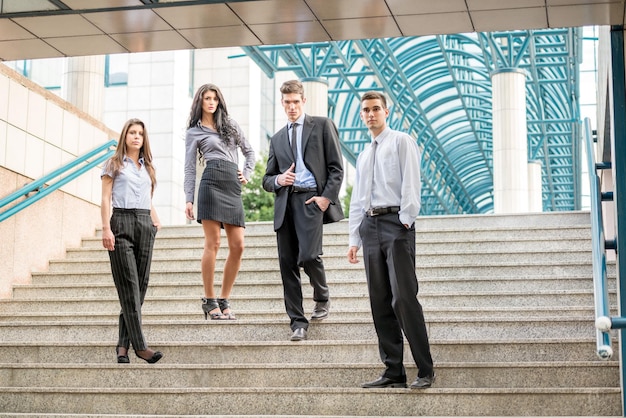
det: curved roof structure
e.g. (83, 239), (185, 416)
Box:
(243, 28), (581, 215)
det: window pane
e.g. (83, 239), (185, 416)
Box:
(105, 54), (128, 86)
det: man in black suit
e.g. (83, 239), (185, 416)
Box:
(263, 79), (344, 341)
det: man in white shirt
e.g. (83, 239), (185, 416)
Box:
(347, 91), (435, 389)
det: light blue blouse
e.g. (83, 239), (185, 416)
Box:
(101, 156), (152, 210)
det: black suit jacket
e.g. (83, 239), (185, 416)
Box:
(263, 114), (344, 231)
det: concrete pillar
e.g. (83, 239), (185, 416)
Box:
(491, 68), (529, 213)
(528, 160), (543, 212)
(63, 56), (105, 120)
(301, 77), (328, 117)
(300, 77), (349, 198)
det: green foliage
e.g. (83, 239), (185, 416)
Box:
(343, 183), (352, 218)
(242, 155), (275, 222)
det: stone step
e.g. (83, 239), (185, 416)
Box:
(411, 211), (591, 230)
(0, 306), (606, 323)
(65, 241), (594, 261)
(82, 226), (593, 248)
(13, 275), (611, 299)
(69, 235), (592, 257)
(0, 338), (611, 364)
(31, 260), (611, 282)
(0, 317), (606, 342)
(88, 212), (590, 237)
(0, 386), (619, 416)
(0, 361), (617, 389)
(0, 290), (610, 315)
(44, 249), (593, 273)
(84, 220), (591, 243)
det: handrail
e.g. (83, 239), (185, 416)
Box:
(584, 118), (615, 359)
(0, 139), (117, 223)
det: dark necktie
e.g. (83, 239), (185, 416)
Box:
(290, 122), (298, 165)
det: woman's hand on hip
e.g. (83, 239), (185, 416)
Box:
(238, 170), (248, 185)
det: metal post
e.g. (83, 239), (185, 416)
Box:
(610, 25), (626, 417)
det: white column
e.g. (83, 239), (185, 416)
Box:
(491, 68), (529, 213)
(301, 77), (328, 117)
(300, 77), (349, 197)
(528, 160), (543, 212)
(63, 56), (105, 120)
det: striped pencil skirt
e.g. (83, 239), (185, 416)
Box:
(107, 208), (156, 351)
(196, 159), (245, 227)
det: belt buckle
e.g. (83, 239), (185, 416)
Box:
(366, 208), (377, 217)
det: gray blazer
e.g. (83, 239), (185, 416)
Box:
(263, 114), (344, 231)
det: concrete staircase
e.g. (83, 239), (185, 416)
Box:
(0, 211), (621, 417)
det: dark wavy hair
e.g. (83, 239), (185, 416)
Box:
(187, 83), (241, 147)
(105, 118), (156, 195)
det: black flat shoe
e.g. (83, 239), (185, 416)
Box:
(361, 376), (407, 388)
(135, 350), (163, 364)
(116, 347), (129, 364)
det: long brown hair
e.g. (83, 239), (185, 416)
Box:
(187, 83), (241, 147)
(105, 118), (157, 194)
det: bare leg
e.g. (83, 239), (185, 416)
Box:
(201, 220), (221, 316)
(220, 224), (245, 314)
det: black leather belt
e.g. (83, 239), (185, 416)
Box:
(113, 208), (150, 214)
(290, 186), (317, 193)
(366, 206), (400, 217)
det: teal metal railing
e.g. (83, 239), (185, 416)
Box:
(0, 139), (117, 223)
(584, 118), (617, 359)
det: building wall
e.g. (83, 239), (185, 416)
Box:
(0, 47), (276, 297)
(0, 64), (116, 298)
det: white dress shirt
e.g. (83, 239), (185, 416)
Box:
(348, 127), (422, 248)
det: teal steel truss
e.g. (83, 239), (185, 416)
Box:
(242, 28), (581, 215)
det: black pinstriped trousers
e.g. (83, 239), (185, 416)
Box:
(107, 208), (156, 351)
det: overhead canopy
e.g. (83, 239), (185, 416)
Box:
(0, 0), (622, 60)
(243, 29), (581, 214)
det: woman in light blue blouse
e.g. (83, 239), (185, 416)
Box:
(184, 84), (255, 320)
(101, 118), (163, 364)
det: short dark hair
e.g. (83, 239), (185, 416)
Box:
(280, 80), (305, 98)
(361, 91), (387, 109)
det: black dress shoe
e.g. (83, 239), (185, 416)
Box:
(290, 328), (307, 341)
(361, 376), (407, 388)
(410, 372), (435, 389)
(311, 300), (330, 320)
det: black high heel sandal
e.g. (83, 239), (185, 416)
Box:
(116, 346), (129, 364)
(134, 349), (163, 364)
(202, 297), (228, 320)
(218, 298), (236, 320)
